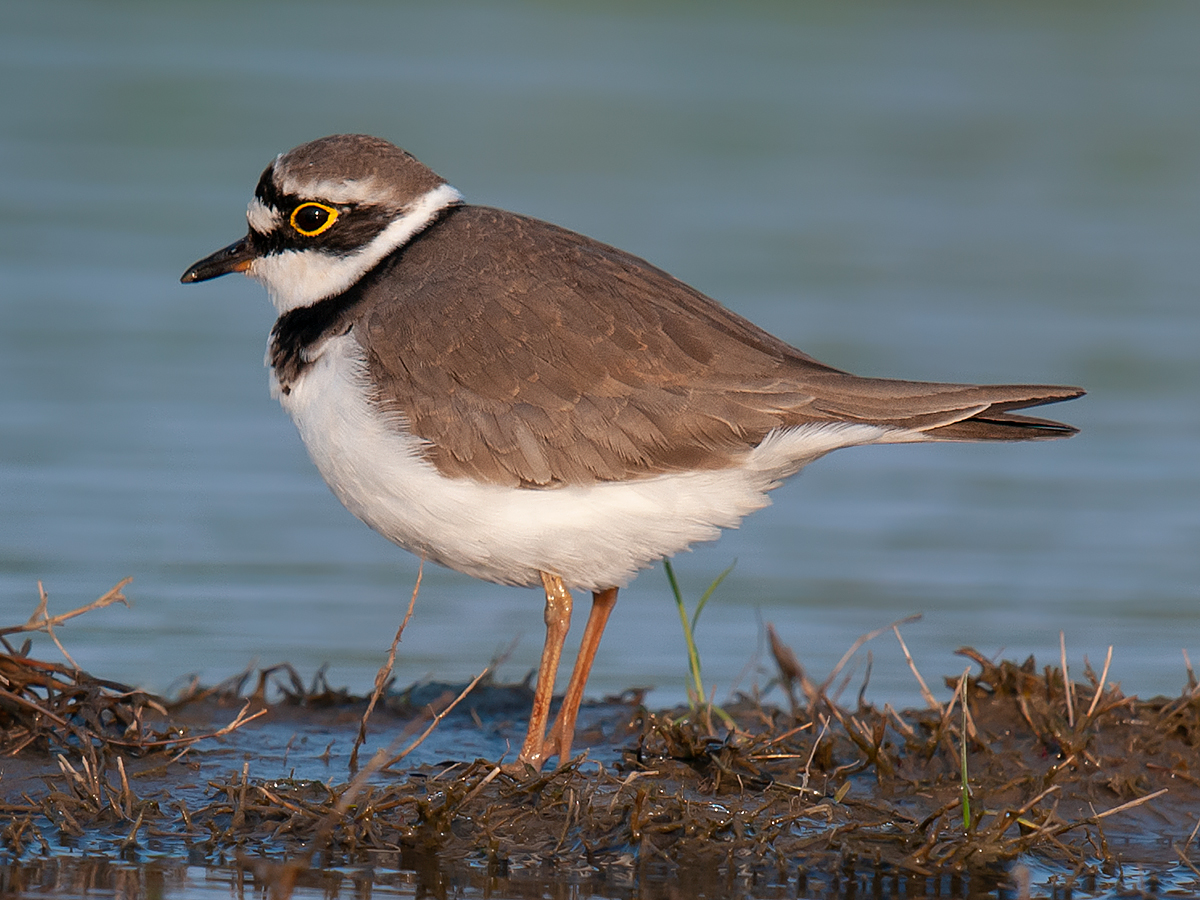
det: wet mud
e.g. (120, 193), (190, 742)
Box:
(3, 602), (1200, 899)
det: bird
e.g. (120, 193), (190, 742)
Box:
(181, 134), (1083, 771)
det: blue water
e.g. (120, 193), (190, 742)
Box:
(1, 1), (1197, 712)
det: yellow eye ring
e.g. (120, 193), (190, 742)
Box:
(290, 202), (340, 237)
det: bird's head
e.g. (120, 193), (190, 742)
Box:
(181, 134), (462, 312)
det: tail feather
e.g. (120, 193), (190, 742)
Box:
(922, 385), (1084, 441)
(924, 408), (1080, 442)
(791, 377), (1084, 442)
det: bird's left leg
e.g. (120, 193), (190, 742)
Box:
(515, 571), (574, 770)
(545, 586), (619, 764)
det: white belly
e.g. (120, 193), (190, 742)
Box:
(274, 332), (893, 591)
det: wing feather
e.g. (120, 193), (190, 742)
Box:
(354, 206), (1081, 487)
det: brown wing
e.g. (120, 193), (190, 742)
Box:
(357, 206), (1082, 487)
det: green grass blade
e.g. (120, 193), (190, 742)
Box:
(690, 560), (736, 631)
(664, 559), (704, 707)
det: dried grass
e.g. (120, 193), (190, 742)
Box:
(4, 586), (1199, 898)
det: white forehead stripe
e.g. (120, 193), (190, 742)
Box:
(246, 197), (282, 234)
(278, 174), (388, 206)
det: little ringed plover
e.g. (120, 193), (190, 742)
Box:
(182, 134), (1083, 771)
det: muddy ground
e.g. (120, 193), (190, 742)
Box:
(3, 594), (1199, 899)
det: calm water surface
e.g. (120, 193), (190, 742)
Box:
(1, 1), (1198, 714)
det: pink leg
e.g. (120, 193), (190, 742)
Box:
(545, 587), (619, 765)
(515, 572), (573, 770)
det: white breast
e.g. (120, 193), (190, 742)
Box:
(273, 332), (895, 592)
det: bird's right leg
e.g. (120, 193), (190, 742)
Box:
(545, 586), (618, 764)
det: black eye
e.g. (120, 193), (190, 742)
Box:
(290, 202), (339, 236)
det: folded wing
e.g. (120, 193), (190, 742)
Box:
(359, 206), (1083, 487)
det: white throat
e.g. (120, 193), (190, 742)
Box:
(247, 182), (463, 313)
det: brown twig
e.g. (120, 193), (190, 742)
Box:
(385, 667), (489, 768)
(818, 614), (921, 697)
(0, 685), (72, 730)
(1083, 645), (1114, 722)
(1042, 788), (1168, 841)
(884, 703), (917, 740)
(350, 562), (423, 770)
(100, 701), (268, 754)
(800, 714), (831, 792)
(766, 622), (811, 714)
(1187, 813), (1200, 851)
(893, 624), (940, 713)
(1060, 631), (1075, 728)
(461, 764), (504, 806)
(1173, 843), (1200, 879)
(0, 579), (132, 639)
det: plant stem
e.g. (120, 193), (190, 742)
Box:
(665, 559), (736, 711)
(959, 669), (971, 832)
(664, 559), (704, 707)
